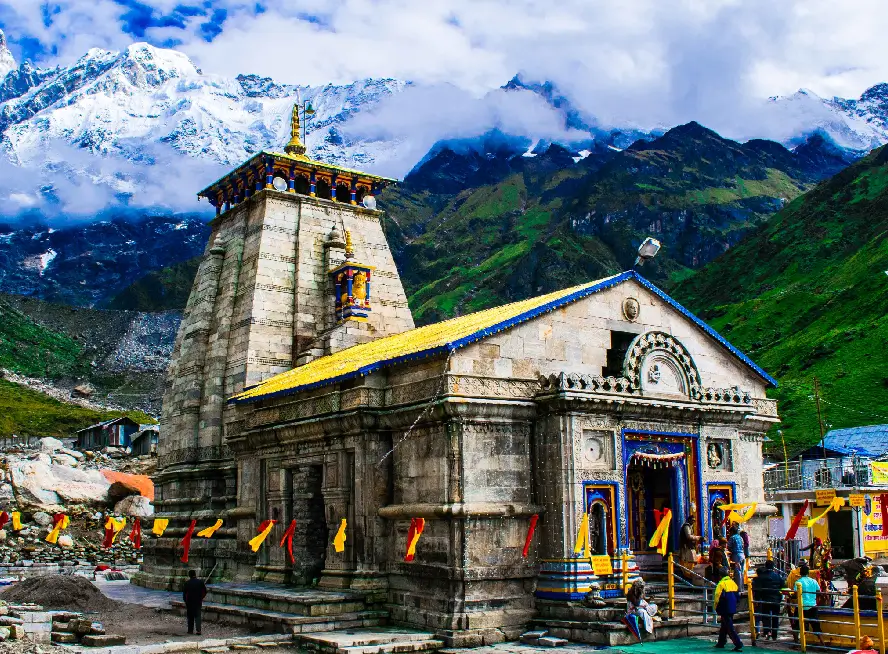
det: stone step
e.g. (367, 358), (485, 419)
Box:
(171, 600), (388, 635)
(205, 585), (368, 617)
(530, 617), (715, 646)
(297, 628), (444, 654)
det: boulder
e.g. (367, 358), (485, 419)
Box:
(51, 453), (78, 467)
(0, 484), (13, 505)
(31, 512), (52, 527)
(114, 495), (154, 518)
(38, 437), (64, 453)
(103, 471), (154, 501)
(72, 384), (94, 398)
(57, 534), (73, 548)
(60, 447), (84, 460)
(8, 460), (111, 511)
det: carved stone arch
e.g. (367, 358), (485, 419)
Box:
(622, 331), (703, 399)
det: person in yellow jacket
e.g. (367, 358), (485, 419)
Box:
(714, 572), (743, 651)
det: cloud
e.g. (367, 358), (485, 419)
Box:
(0, 140), (224, 221)
(341, 84), (589, 177)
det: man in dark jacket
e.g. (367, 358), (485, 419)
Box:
(183, 569), (207, 635)
(714, 571), (743, 651)
(752, 560), (786, 640)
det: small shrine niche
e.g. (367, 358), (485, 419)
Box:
(330, 231), (375, 323)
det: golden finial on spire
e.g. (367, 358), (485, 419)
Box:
(344, 230), (354, 259)
(284, 103), (307, 158)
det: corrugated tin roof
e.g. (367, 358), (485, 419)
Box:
(231, 270), (777, 404)
(818, 424), (888, 457)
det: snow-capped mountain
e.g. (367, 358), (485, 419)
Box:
(0, 34), (408, 172)
(0, 30), (15, 80)
(767, 86), (888, 151)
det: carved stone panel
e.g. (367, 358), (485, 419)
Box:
(580, 429), (614, 470)
(706, 439), (732, 471)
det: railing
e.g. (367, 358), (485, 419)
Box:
(653, 555), (888, 653)
(765, 457), (876, 492)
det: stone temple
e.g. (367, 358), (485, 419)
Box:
(138, 108), (780, 645)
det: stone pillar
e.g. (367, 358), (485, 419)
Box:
(179, 237), (227, 454)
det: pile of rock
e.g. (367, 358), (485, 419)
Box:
(50, 612), (125, 647)
(0, 601), (34, 643)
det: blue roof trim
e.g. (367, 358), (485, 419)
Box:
(234, 269), (776, 405)
(630, 271), (778, 387)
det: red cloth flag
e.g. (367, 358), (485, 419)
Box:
(102, 523), (115, 548)
(785, 500), (810, 541)
(522, 514), (539, 558)
(0, 512), (9, 530)
(404, 518), (425, 562)
(129, 518), (142, 550)
(180, 519), (197, 563)
(279, 519), (297, 564)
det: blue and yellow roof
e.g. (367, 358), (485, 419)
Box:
(231, 270), (776, 404)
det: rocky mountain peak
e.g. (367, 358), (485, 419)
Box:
(0, 28), (17, 80)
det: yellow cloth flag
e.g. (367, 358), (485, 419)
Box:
(807, 496), (846, 527)
(249, 521), (275, 552)
(106, 517), (127, 543)
(11, 512), (22, 531)
(573, 512), (590, 558)
(152, 518), (169, 536)
(720, 502), (758, 524)
(648, 510), (672, 556)
(333, 519), (347, 553)
(45, 515), (70, 544)
(197, 519), (223, 538)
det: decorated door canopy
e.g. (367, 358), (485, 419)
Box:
(630, 447), (686, 468)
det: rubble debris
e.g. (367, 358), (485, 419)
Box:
(3, 575), (116, 611)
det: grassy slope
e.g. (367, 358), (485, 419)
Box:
(0, 300), (152, 436)
(385, 126), (815, 326)
(672, 146), (888, 455)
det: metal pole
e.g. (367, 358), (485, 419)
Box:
(879, 591), (886, 654)
(781, 430), (790, 485)
(797, 586), (807, 653)
(747, 579), (757, 646)
(621, 551), (629, 596)
(814, 377), (827, 459)
(667, 553), (675, 619)
(854, 585), (861, 644)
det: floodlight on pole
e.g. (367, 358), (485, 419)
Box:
(634, 237), (661, 267)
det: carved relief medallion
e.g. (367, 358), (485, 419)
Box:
(622, 297), (641, 322)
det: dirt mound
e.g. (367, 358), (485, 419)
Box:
(1, 574), (117, 611)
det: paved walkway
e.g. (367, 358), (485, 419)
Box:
(442, 636), (786, 654)
(94, 579), (177, 610)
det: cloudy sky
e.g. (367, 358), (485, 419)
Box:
(4, 0), (888, 108)
(2, 0), (888, 217)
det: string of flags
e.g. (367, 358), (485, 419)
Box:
(0, 508), (547, 567)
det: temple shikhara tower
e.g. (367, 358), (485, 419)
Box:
(139, 106), (780, 646)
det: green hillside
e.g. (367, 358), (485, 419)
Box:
(384, 123), (832, 325)
(673, 145), (888, 455)
(0, 299), (152, 436)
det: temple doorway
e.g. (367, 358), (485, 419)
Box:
(289, 464), (328, 585)
(627, 464), (677, 552)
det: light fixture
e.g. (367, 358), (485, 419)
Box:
(634, 237), (661, 267)
(304, 102), (315, 116)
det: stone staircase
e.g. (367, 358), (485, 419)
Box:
(531, 598), (717, 646)
(170, 583), (389, 634)
(297, 627), (444, 654)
